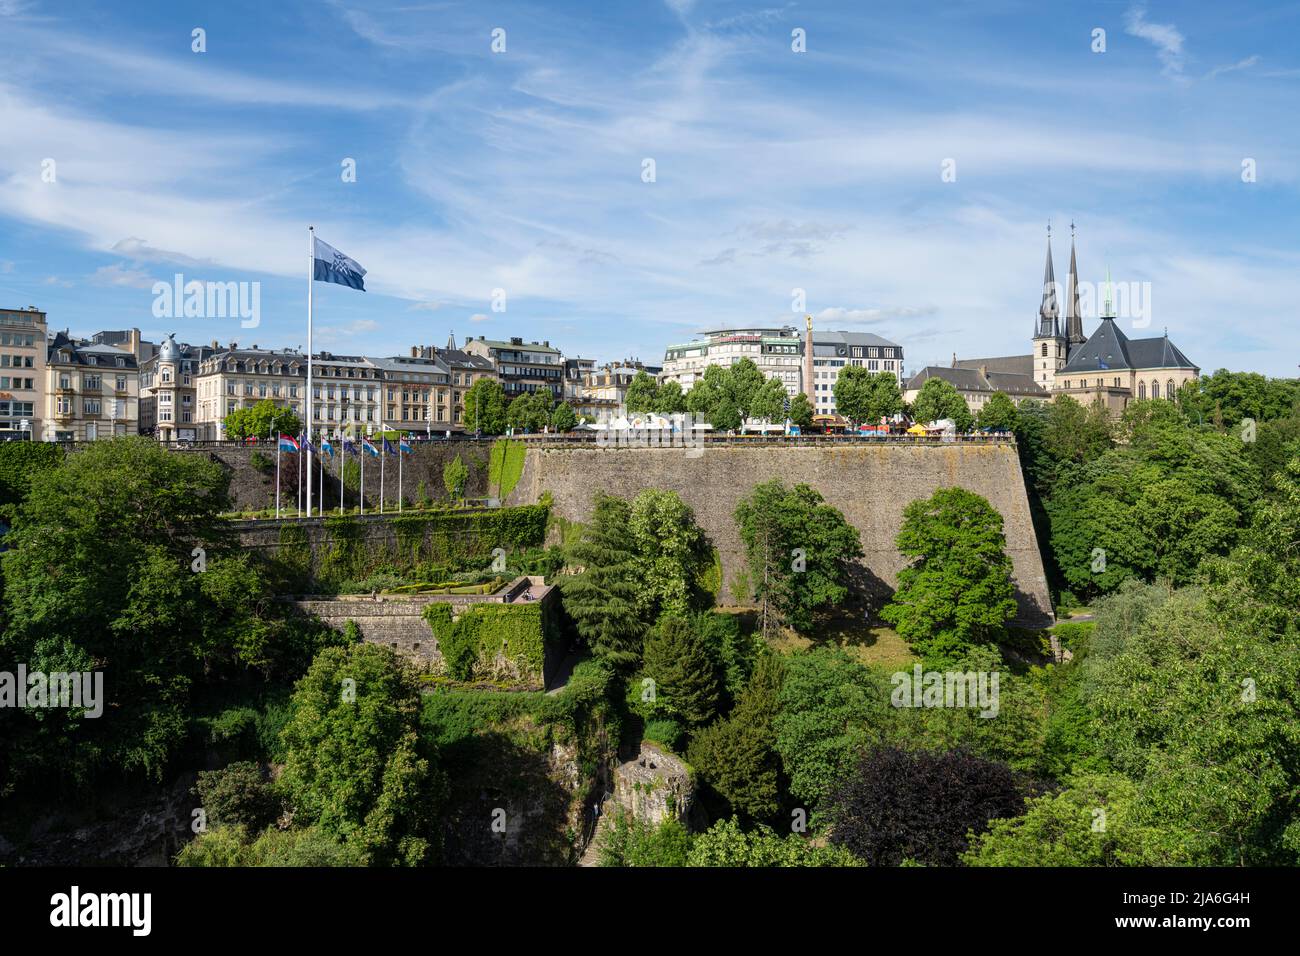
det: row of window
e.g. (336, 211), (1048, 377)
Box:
(1, 334), (37, 347)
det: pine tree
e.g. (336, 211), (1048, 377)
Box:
(562, 493), (647, 668)
(642, 614), (722, 726)
(687, 651), (786, 821)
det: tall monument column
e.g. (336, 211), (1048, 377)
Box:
(803, 313), (814, 398)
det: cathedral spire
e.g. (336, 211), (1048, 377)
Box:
(1065, 223), (1085, 345)
(1036, 223), (1059, 337)
(1101, 267), (1116, 319)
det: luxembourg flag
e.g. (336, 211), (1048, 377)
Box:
(361, 437), (380, 457)
(278, 434), (300, 452)
(399, 437), (413, 455)
(320, 438), (334, 458)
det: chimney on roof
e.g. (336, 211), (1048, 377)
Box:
(411, 346), (419, 358)
(211, 339), (219, 349)
(543, 340), (549, 347)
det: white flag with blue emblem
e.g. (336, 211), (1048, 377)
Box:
(312, 236), (367, 291)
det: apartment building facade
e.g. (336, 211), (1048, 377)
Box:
(196, 345), (310, 439)
(43, 331), (138, 441)
(139, 334), (213, 440)
(0, 306), (46, 439)
(660, 325), (905, 417)
(463, 335), (563, 399)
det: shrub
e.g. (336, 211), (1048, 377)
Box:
(194, 761), (280, 830)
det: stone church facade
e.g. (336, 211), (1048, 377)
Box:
(926, 226), (1200, 415)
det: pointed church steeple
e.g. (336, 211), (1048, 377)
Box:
(1101, 267), (1116, 319)
(446, 331), (457, 351)
(1037, 224), (1060, 337)
(1065, 223), (1085, 345)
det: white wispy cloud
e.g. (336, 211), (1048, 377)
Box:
(1125, 5), (1187, 79)
(1207, 55), (1260, 79)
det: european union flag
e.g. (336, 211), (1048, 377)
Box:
(383, 437), (398, 456)
(312, 236), (367, 291)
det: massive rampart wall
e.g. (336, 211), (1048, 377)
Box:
(505, 442), (1054, 625)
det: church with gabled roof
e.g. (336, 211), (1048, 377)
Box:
(940, 225), (1199, 416)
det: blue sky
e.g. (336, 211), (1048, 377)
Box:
(0, 0), (1297, 375)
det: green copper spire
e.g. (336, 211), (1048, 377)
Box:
(1102, 266), (1116, 319)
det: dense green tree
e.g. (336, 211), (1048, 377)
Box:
(194, 761), (280, 831)
(686, 817), (861, 867)
(562, 493), (647, 668)
(881, 488), (1018, 663)
(223, 399), (301, 441)
(827, 746), (1027, 866)
(1180, 369), (1300, 427)
(279, 643), (441, 865)
(442, 454), (468, 502)
(773, 647), (893, 808)
(734, 480), (863, 635)
(1077, 581), (1300, 864)
(624, 370), (660, 414)
(626, 488), (712, 620)
(833, 366), (903, 425)
(0, 438), (300, 788)
(788, 392), (814, 431)
(694, 611), (765, 702)
(726, 357), (767, 418)
(461, 378), (509, 435)
(704, 396), (736, 432)
(642, 615), (722, 726)
(507, 390), (551, 433)
(687, 651), (785, 820)
(550, 402), (577, 432)
(976, 391), (1018, 432)
(654, 380), (687, 414)
(598, 812), (692, 867)
(748, 377), (789, 423)
(1041, 395), (1113, 467)
(1046, 413), (1256, 597)
(908, 377), (973, 431)
(964, 774), (1149, 866)
(1203, 455), (1300, 638)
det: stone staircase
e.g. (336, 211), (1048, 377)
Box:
(578, 795), (613, 867)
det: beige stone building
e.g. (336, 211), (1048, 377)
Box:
(196, 344), (310, 439)
(140, 334), (213, 441)
(43, 330), (139, 441)
(0, 306), (46, 440)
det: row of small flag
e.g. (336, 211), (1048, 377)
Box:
(277, 433), (412, 456)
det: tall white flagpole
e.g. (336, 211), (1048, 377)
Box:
(306, 226), (315, 518)
(398, 436), (403, 513)
(380, 431), (386, 514)
(338, 433), (344, 514)
(361, 439), (366, 516)
(274, 426), (281, 518)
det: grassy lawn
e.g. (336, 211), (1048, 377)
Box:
(715, 605), (920, 670)
(489, 439), (526, 499)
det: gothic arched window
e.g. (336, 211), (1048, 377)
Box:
(1138, 381), (1146, 399)
(1040, 343), (1048, 357)
(1151, 380), (1160, 399)
(1167, 378), (1176, 399)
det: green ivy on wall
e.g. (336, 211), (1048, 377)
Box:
(421, 599), (557, 683)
